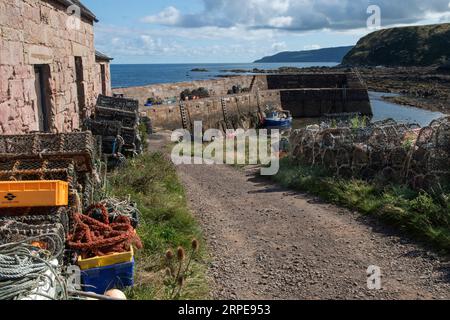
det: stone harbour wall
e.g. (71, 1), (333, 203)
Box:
(146, 91), (281, 131)
(115, 75), (268, 106)
(116, 73), (372, 132)
(0, 0), (100, 134)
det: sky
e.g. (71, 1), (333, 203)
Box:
(82, 0), (450, 64)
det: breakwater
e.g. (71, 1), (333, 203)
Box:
(114, 73), (372, 131)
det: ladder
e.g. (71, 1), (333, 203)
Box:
(352, 68), (367, 89)
(179, 101), (189, 130)
(249, 75), (257, 92)
(221, 97), (231, 129)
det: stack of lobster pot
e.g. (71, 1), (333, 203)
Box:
(0, 131), (98, 210)
(85, 95), (142, 166)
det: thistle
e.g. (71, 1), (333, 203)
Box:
(165, 249), (174, 261)
(177, 246), (186, 261)
(191, 238), (199, 252)
(177, 275), (185, 287)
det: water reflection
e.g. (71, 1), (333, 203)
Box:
(292, 91), (446, 129)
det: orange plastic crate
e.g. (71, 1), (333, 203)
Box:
(0, 180), (68, 208)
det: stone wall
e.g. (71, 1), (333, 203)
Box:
(145, 91), (281, 131)
(115, 75), (268, 106)
(116, 73), (372, 131)
(95, 61), (112, 97)
(280, 89), (372, 117)
(0, 0), (100, 134)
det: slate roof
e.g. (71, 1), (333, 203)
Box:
(54, 0), (98, 22)
(95, 50), (114, 62)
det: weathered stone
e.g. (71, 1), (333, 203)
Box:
(13, 65), (32, 79)
(24, 44), (53, 64)
(1, 27), (24, 42)
(22, 78), (36, 102)
(1, 0), (110, 134)
(8, 80), (24, 99)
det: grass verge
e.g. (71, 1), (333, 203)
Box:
(108, 152), (209, 300)
(272, 157), (450, 252)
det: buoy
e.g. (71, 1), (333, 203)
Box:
(105, 289), (127, 300)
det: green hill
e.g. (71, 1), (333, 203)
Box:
(342, 23), (450, 66)
(254, 46), (354, 63)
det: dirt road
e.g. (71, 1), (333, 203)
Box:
(176, 163), (450, 300)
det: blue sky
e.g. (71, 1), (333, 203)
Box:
(83, 0), (450, 64)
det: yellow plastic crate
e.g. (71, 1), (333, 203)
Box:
(77, 247), (134, 271)
(0, 180), (68, 208)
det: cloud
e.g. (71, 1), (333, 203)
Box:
(271, 41), (288, 52)
(303, 44), (321, 50)
(268, 16), (294, 28)
(142, 0), (450, 31)
(141, 6), (181, 25)
(93, 24), (278, 62)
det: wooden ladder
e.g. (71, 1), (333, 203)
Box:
(352, 68), (367, 89)
(249, 75), (257, 92)
(179, 101), (189, 130)
(221, 97), (231, 129)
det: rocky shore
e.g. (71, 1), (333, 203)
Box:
(357, 66), (450, 113)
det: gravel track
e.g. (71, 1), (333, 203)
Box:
(177, 163), (450, 300)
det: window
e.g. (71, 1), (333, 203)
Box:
(100, 64), (107, 95)
(75, 57), (86, 123)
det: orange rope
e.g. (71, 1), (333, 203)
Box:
(67, 204), (142, 259)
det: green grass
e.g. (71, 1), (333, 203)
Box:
(272, 158), (450, 252)
(108, 152), (209, 300)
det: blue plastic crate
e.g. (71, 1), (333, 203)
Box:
(81, 258), (135, 294)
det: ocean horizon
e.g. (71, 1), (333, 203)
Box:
(111, 62), (338, 88)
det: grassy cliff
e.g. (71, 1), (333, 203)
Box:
(343, 23), (450, 66)
(254, 46), (354, 63)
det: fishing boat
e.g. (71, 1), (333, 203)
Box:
(262, 110), (293, 129)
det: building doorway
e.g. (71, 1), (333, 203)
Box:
(75, 56), (86, 122)
(100, 64), (107, 95)
(34, 65), (51, 132)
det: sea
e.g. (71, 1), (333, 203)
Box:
(110, 62), (338, 88)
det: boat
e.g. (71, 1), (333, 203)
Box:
(262, 110), (293, 129)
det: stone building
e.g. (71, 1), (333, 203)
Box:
(0, 0), (112, 134)
(95, 50), (113, 97)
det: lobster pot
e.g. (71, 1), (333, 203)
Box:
(0, 159), (77, 189)
(90, 95), (142, 163)
(85, 119), (122, 137)
(96, 94), (139, 113)
(95, 107), (139, 129)
(120, 127), (137, 146)
(99, 136), (122, 155)
(0, 207), (70, 232)
(0, 214), (66, 261)
(0, 132), (94, 159)
(81, 259), (135, 294)
(287, 116), (450, 192)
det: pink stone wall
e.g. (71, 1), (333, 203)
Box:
(95, 61), (112, 97)
(0, 0), (103, 134)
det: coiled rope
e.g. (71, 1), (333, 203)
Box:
(0, 234), (67, 300)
